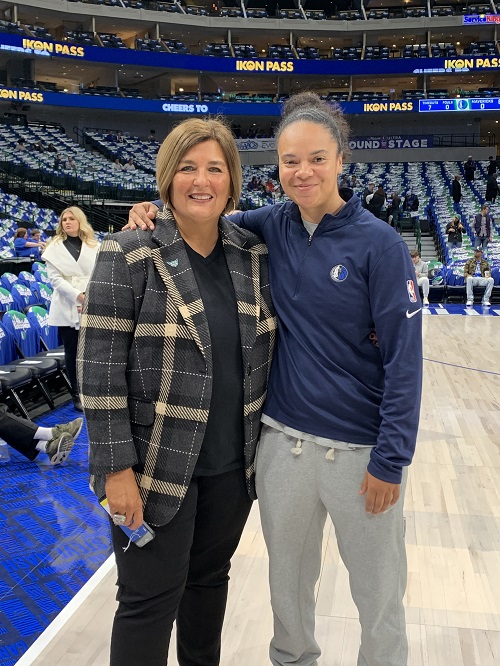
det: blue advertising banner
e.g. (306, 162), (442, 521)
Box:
(2, 87), (497, 116)
(1, 34), (500, 76)
(463, 14), (500, 24)
(0, 88), (420, 115)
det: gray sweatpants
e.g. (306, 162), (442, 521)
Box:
(255, 425), (408, 666)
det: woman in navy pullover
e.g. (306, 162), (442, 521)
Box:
(128, 93), (422, 666)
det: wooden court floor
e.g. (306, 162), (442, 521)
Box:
(30, 315), (500, 666)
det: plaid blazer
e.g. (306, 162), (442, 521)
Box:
(77, 209), (276, 526)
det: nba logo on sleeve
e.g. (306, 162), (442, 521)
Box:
(407, 279), (417, 303)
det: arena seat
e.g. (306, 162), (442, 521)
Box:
(0, 310), (64, 409)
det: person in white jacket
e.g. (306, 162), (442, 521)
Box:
(42, 207), (99, 410)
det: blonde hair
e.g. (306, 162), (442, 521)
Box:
(156, 117), (241, 215)
(14, 227), (27, 239)
(52, 206), (98, 246)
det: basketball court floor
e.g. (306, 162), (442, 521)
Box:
(1, 306), (499, 666)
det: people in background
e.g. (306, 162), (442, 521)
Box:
(112, 158), (124, 171)
(247, 175), (259, 191)
(13, 227), (45, 258)
(78, 117), (276, 666)
(126, 91), (423, 666)
(65, 155), (77, 170)
(361, 181), (375, 208)
(366, 184), (386, 218)
(487, 155), (497, 176)
(147, 129), (156, 141)
(451, 174), (462, 213)
(445, 215), (465, 260)
(410, 249), (430, 306)
(47, 143), (57, 153)
(387, 192), (402, 232)
(464, 247), (494, 307)
(404, 190), (420, 230)
(265, 177), (275, 193)
(0, 404), (82, 465)
(485, 173), (498, 204)
(464, 155), (475, 183)
(42, 207), (100, 412)
(53, 153), (63, 171)
(473, 203), (494, 258)
(123, 158), (136, 171)
(16, 139), (26, 152)
(29, 229), (46, 257)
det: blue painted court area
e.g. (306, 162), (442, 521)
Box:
(423, 303), (500, 316)
(0, 303), (497, 665)
(0, 402), (112, 666)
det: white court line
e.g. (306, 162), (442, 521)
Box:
(16, 554), (115, 665)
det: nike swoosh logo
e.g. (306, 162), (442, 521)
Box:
(406, 308), (422, 318)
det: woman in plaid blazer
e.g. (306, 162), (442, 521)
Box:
(77, 118), (276, 666)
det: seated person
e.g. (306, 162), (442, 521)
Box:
(410, 249), (429, 306)
(65, 155), (77, 169)
(0, 403), (82, 465)
(13, 227), (45, 258)
(247, 176), (259, 191)
(47, 143), (58, 153)
(113, 158), (124, 171)
(29, 229), (46, 257)
(464, 248), (494, 307)
(123, 158), (136, 171)
(16, 139), (26, 152)
(265, 177), (275, 193)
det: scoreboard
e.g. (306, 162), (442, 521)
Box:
(419, 98), (500, 112)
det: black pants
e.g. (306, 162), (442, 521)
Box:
(0, 403), (38, 460)
(59, 326), (79, 396)
(110, 468), (252, 666)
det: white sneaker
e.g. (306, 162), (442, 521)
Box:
(466, 300), (473, 306)
(482, 301), (491, 307)
(423, 297), (429, 306)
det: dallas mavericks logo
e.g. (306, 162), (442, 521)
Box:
(330, 264), (348, 282)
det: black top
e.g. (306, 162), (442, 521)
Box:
(184, 236), (245, 476)
(63, 235), (83, 262)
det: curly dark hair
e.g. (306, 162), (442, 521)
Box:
(276, 91), (351, 159)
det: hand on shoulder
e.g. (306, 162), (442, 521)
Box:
(123, 202), (159, 232)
